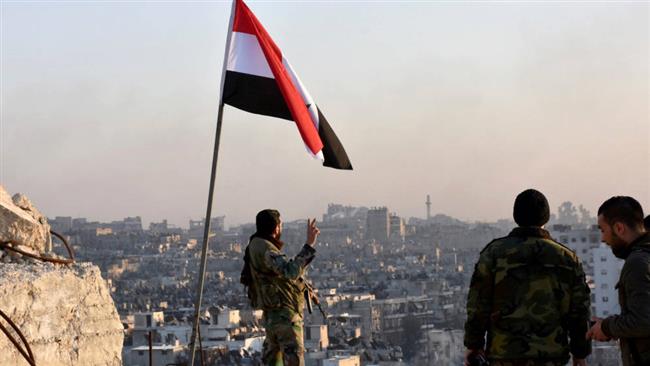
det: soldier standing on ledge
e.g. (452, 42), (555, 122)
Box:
(464, 189), (591, 366)
(241, 209), (320, 366)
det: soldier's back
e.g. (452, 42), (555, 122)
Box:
(482, 228), (586, 363)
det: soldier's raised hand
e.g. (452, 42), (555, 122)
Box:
(306, 218), (320, 246)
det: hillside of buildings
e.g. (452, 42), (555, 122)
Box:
(0, 183), (623, 366)
(39, 200), (623, 366)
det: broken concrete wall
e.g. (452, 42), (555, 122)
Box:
(0, 185), (51, 253)
(0, 261), (124, 366)
(0, 185), (123, 365)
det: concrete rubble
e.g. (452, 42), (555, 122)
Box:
(0, 185), (51, 253)
(0, 185), (123, 366)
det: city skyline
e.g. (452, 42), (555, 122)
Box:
(1, 1), (648, 227)
(43, 197), (600, 230)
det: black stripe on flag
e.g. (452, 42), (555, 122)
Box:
(318, 108), (353, 170)
(223, 71), (353, 170)
(223, 71), (292, 121)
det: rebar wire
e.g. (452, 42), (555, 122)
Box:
(0, 230), (75, 265)
(0, 308), (36, 366)
(50, 230), (76, 262)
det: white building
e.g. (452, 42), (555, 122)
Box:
(549, 225), (624, 318)
(589, 342), (623, 366)
(134, 311), (164, 329)
(323, 355), (361, 366)
(418, 328), (464, 365)
(217, 308), (241, 328)
(200, 324), (230, 342)
(239, 309), (263, 325)
(305, 324), (329, 351)
(126, 342), (184, 366)
(132, 312), (165, 347)
(226, 336), (264, 355)
(157, 325), (192, 345)
(548, 226), (601, 276)
(592, 243), (624, 317)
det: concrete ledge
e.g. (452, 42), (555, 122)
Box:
(0, 262), (123, 366)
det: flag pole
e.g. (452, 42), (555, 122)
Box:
(189, 1), (236, 365)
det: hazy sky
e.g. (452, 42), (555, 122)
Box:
(1, 1), (648, 228)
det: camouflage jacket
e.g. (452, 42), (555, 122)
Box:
(464, 227), (591, 363)
(601, 232), (650, 366)
(247, 236), (315, 314)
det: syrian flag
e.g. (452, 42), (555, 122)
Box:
(222, 0), (352, 170)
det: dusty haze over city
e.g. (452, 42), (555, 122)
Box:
(1, 1), (648, 227)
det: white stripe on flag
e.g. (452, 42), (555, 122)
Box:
(282, 58), (319, 130)
(227, 31), (274, 78)
(283, 58), (324, 161)
(227, 31), (325, 161)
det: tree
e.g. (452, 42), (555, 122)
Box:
(557, 202), (579, 227)
(578, 205), (595, 227)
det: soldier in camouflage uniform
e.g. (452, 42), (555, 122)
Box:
(244, 209), (320, 366)
(464, 189), (591, 366)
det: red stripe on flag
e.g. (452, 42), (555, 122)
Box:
(233, 0), (323, 155)
(232, 2), (257, 36)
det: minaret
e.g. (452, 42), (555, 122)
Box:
(425, 194), (432, 220)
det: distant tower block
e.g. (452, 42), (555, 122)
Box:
(366, 207), (390, 242)
(426, 195), (432, 220)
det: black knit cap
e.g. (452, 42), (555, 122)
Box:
(255, 209), (281, 236)
(513, 189), (550, 227)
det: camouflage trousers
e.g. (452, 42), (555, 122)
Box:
(262, 308), (305, 366)
(490, 360), (567, 366)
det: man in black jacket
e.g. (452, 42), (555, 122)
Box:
(587, 196), (650, 366)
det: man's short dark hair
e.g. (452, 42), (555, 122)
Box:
(513, 189), (550, 227)
(598, 196), (644, 230)
(256, 209), (281, 236)
(645, 215), (650, 231)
